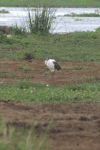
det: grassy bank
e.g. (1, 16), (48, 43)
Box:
(1, 28), (100, 61)
(0, 0), (100, 7)
(64, 13), (100, 17)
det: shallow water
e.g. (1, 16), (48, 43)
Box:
(0, 7), (100, 33)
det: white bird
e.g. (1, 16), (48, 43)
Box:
(45, 58), (61, 78)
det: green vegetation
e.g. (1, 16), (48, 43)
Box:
(17, 64), (23, 69)
(0, 73), (18, 77)
(17, 64), (34, 71)
(0, 114), (52, 150)
(28, 7), (53, 35)
(62, 66), (97, 71)
(1, 1), (100, 149)
(81, 75), (98, 81)
(0, 10), (9, 13)
(0, 1), (100, 103)
(44, 71), (49, 75)
(64, 13), (100, 17)
(0, 0), (100, 7)
(13, 24), (27, 36)
(1, 27), (100, 61)
(0, 80), (100, 103)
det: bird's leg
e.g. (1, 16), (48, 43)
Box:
(52, 71), (54, 78)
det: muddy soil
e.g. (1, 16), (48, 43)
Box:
(0, 59), (100, 150)
(0, 59), (100, 85)
(0, 101), (100, 150)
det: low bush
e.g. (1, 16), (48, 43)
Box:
(28, 7), (53, 35)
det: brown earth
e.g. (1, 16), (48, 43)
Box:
(0, 59), (100, 85)
(0, 59), (100, 150)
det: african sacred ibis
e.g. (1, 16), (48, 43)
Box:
(45, 58), (61, 78)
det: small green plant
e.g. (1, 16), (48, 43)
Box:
(23, 64), (31, 71)
(17, 64), (23, 69)
(17, 64), (34, 72)
(44, 72), (49, 75)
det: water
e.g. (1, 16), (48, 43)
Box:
(0, 7), (100, 33)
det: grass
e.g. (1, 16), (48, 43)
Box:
(0, 114), (52, 150)
(0, 0), (100, 7)
(64, 13), (100, 17)
(0, 80), (100, 103)
(1, 1), (100, 149)
(44, 72), (49, 75)
(17, 64), (23, 69)
(28, 7), (53, 35)
(1, 27), (100, 61)
(0, 73), (18, 78)
(17, 64), (34, 71)
(62, 66), (97, 71)
(13, 24), (27, 36)
(81, 75), (98, 81)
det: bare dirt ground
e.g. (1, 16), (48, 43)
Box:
(0, 59), (100, 150)
(0, 59), (100, 85)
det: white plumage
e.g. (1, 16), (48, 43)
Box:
(45, 59), (61, 78)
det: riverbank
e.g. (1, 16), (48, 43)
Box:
(0, 0), (100, 8)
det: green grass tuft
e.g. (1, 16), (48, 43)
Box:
(17, 64), (34, 72)
(44, 72), (49, 75)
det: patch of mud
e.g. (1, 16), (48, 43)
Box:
(0, 100), (100, 150)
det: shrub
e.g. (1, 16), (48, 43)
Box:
(28, 7), (53, 35)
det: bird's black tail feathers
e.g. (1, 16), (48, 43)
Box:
(54, 62), (61, 71)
